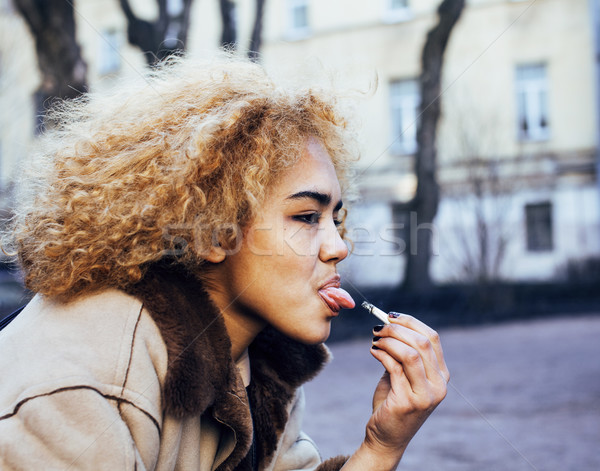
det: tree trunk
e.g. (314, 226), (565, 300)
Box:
(220, 0), (237, 49)
(248, 0), (266, 61)
(120, 0), (194, 66)
(402, 0), (465, 292)
(14, 0), (88, 129)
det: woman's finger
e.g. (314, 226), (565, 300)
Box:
(374, 323), (446, 386)
(370, 345), (414, 397)
(388, 313), (450, 383)
(371, 335), (429, 395)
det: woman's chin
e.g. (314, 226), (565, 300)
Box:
(292, 323), (332, 345)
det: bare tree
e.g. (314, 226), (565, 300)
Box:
(443, 158), (514, 284)
(219, 0), (237, 49)
(119, 0), (194, 66)
(13, 0), (88, 127)
(401, 0), (465, 292)
(219, 0), (267, 61)
(122, 0), (266, 64)
(248, 0), (266, 61)
(435, 100), (516, 284)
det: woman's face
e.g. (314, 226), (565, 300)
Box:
(211, 137), (352, 345)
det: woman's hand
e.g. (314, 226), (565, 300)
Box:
(341, 312), (450, 470)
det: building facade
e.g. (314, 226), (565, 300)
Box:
(260, 0), (600, 286)
(0, 0), (598, 286)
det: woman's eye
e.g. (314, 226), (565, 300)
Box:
(292, 213), (342, 227)
(293, 213), (321, 225)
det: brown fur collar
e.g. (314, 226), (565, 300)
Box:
(125, 263), (332, 471)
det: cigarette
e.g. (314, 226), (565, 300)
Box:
(361, 301), (390, 325)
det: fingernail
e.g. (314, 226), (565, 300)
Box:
(389, 312), (401, 319)
(373, 325), (384, 332)
(371, 345), (380, 350)
(372, 336), (381, 342)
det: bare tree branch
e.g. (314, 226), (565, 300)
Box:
(14, 0), (88, 127)
(120, 0), (194, 66)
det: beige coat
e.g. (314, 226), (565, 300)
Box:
(0, 266), (348, 471)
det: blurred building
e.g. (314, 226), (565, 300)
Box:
(0, 0), (598, 286)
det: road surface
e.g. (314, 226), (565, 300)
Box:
(303, 315), (600, 471)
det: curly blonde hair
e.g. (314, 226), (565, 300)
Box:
(1, 55), (356, 301)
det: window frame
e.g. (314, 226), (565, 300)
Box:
(383, 0), (412, 23)
(515, 63), (551, 142)
(286, 0), (310, 39)
(524, 201), (554, 252)
(389, 78), (420, 156)
(97, 28), (122, 76)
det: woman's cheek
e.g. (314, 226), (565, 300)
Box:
(285, 226), (320, 258)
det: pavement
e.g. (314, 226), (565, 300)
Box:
(302, 315), (600, 471)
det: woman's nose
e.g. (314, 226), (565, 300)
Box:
(319, 222), (349, 263)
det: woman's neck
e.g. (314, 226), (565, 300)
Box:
(204, 285), (266, 361)
(221, 308), (266, 361)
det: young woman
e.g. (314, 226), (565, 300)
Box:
(0, 56), (449, 470)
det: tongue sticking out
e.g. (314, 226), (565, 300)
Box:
(318, 287), (355, 312)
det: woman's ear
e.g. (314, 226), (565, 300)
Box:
(204, 245), (226, 263)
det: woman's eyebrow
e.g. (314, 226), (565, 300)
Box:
(287, 190), (344, 211)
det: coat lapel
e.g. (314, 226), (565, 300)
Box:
(126, 263), (330, 470)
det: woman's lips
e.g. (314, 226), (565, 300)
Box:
(318, 286), (355, 312)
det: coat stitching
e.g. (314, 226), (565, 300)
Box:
(121, 305), (144, 396)
(0, 385), (161, 435)
(117, 305), (144, 438)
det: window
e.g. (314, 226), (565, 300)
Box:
(516, 63), (550, 141)
(287, 0), (309, 38)
(98, 29), (121, 76)
(525, 202), (553, 252)
(383, 0), (411, 23)
(389, 79), (419, 155)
